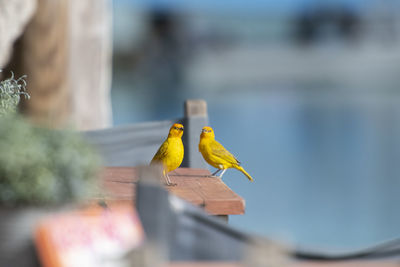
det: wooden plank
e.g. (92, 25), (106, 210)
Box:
(102, 166), (139, 183)
(99, 167), (245, 216)
(195, 177), (245, 215)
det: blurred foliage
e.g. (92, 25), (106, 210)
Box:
(0, 72), (100, 206)
(0, 71), (30, 116)
(0, 116), (101, 205)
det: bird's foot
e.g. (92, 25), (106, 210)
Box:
(165, 182), (177, 186)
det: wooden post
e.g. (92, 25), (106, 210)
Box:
(136, 165), (171, 263)
(182, 99), (209, 168)
(68, 0), (112, 130)
(4, 0), (112, 130)
(8, 0), (70, 128)
(184, 99), (208, 117)
(0, 0), (37, 69)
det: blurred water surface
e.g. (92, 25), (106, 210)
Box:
(111, 1), (400, 251)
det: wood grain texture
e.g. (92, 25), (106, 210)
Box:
(100, 167), (245, 215)
(182, 100), (209, 168)
(5, 0), (112, 129)
(68, 0), (112, 130)
(9, 0), (70, 128)
(184, 99), (207, 117)
(0, 0), (37, 68)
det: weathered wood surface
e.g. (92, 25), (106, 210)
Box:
(4, 0), (112, 130)
(182, 99), (209, 169)
(7, 0), (70, 128)
(68, 0), (112, 130)
(0, 0), (37, 68)
(100, 167), (245, 215)
(184, 99), (208, 117)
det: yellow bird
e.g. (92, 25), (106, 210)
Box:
(150, 123), (184, 186)
(199, 126), (253, 182)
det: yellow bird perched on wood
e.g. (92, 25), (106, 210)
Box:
(199, 126), (253, 182)
(150, 123), (184, 186)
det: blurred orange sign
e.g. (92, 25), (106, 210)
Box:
(35, 204), (144, 267)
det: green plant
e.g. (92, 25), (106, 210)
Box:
(0, 72), (100, 206)
(0, 70), (30, 116)
(0, 115), (100, 206)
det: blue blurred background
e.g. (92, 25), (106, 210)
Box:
(111, 0), (400, 251)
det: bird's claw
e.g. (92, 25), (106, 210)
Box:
(165, 182), (177, 186)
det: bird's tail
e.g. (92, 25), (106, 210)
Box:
(235, 166), (254, 182)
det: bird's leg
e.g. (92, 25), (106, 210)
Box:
(218, 169), (227, 178)
(164, 172), (177, 186)
(210, 169), (221, 177)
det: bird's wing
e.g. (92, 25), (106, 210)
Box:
(210, 140), (240, 165)
(151, 139), (169, 163)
